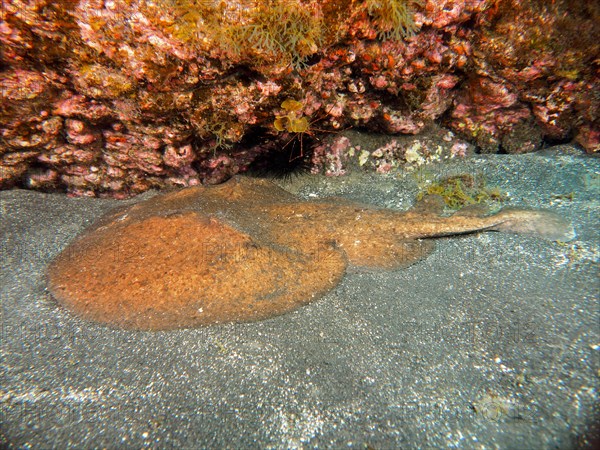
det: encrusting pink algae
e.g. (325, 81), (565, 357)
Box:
(1, 1), (598, 195)
(47, 177), (575, 330)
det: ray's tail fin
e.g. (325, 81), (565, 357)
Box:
(490, 208), (576, 242)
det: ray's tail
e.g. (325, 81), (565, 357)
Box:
(487, 208), (576, 242)
(402, 200), (576, 242)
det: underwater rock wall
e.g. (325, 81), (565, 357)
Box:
(1, 0), (598, 197)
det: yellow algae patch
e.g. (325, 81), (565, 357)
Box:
(47, 176), (575, 330)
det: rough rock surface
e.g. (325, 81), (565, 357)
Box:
(1, 1), (598, 197)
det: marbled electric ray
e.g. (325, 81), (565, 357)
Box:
(47, 177), (575, 330)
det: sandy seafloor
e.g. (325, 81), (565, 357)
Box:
(1, 144), (599, 449)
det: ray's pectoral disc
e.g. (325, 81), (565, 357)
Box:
(47, 210), (346, 330)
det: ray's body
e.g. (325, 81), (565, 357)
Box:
(47, 177), (575, 330)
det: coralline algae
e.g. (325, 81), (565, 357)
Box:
(1, 1), (598, 196)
